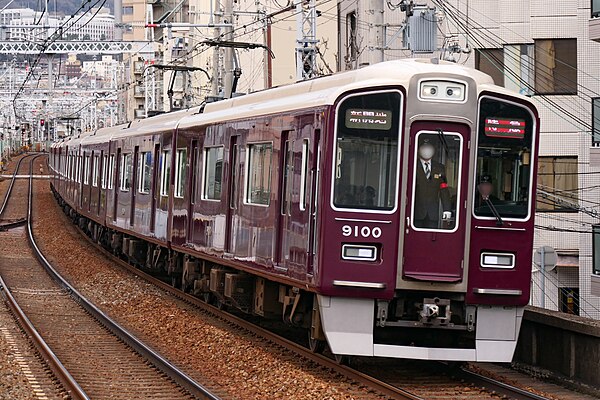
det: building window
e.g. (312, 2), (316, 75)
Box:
(475, 48), (504, 86)
(246, 143), (273, 205)
(347, 11), (358, 64)
(534, 39), (577, 95)
(123, 6), (133, 15)
(593, 225), (600, 275)
(120, 153), (132, 191)
(160, 150), (171, 197)
(559, 287), (579, 316)
(593, 98), (600, 146)
(138, 152), (152, 194)
(593, 0), (600, 18)
(202, 146), (224, 200)
(174, 148), (187, 198)
(536, 156), (578, 211)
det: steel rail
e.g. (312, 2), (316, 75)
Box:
(0, 155), (89, 400)
(455, 367), (552, 400)
(78, 232), (423, 400)
(0, 218), (26, 231)
(0, 154), (32, 216)
(25, 156), (220, 400)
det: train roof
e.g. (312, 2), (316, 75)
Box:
(51, 59), (534, 150)
(177, 58), (507, 129)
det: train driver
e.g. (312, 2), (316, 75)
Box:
(414, 139), (452, 229)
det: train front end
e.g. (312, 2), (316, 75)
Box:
(316, 62), (539, 362)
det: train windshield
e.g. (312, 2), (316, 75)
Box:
(333, 91), (402, 211)
(474, 97), (535, 219)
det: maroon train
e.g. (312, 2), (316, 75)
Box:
(49, 59), (539, 362)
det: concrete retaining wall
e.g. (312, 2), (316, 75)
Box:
(515, 306), (600, 388)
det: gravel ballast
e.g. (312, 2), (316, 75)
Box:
(33, 181), (386, 400)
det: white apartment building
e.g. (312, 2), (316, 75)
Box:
(0, 7), (114, 42)
(66, 7), (115, 41)
(336, 0), (600, 318)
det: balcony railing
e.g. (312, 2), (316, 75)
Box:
(593, 0), (600, 18)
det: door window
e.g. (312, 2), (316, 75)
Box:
(411, 131), (463, 232)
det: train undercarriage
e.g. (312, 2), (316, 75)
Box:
(54, 188), (524, 362)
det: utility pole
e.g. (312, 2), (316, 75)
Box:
(295, 0), (318, 80)
(223, 0), (235, 97)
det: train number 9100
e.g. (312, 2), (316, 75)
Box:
(341, 225), (382, 239)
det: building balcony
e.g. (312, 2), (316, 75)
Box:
(590, 0), (600, 42)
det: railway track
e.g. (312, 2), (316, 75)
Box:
(0, 155), (219, 400)
(73, 223), (552, 400)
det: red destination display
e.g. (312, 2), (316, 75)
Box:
(484, 117), (526, 139)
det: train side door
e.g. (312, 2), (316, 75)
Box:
(306, 130), (320, 275)
(130, 146), (139, 226)
(224, 135), (239, 253)
(402, 122), (470, 282)
(187, 140), (199, 242)
(275, 130), (294, 268)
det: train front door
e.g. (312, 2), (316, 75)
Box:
(402, 122), (470, 282)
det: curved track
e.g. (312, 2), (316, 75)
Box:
(0, 155), (219, 400)
(76, 227), (553, 400)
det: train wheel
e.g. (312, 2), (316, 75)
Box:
(307, 332), (325, 354)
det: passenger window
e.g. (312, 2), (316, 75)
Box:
(108, 155), (115, 189)
(246, 143), (273, 205)
(83, 154), (90, 185)
(138, 152), (152, 194)
(120, 153), (132, 191)
(174, 148), (187, 198)
(411, 131), (463, 231)
(202, 146), (224, 200)
(300, 139), (309, 211)
(92, 155), (99, 187)
(101, 155), (108, 189)
(160, 150), (171, 197)
(281, 140), (293, 215)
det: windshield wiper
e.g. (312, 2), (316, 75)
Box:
(436, 129), (449, 157)
(485, 198), (504, 226)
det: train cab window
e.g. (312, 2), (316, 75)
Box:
(202, 146), (224, 200)
(411, 131), (463, 231)
(174, 148), (187, 198)
(92, 155), (99, 187)
(138, 151), (152, 194)
(246, 143), (273, 205)
(474, 97), (535, 220)
(107, 154), (115, 190)
(160, 150), (171, 197)
(333, 91), (401, 211)
(120, 153), (132, 191)
(83, 154), (90, 185)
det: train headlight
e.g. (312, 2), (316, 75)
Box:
(480, 252), (515, 269)
(342, 244), (377, 262)
(418, 80), (467, 103)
